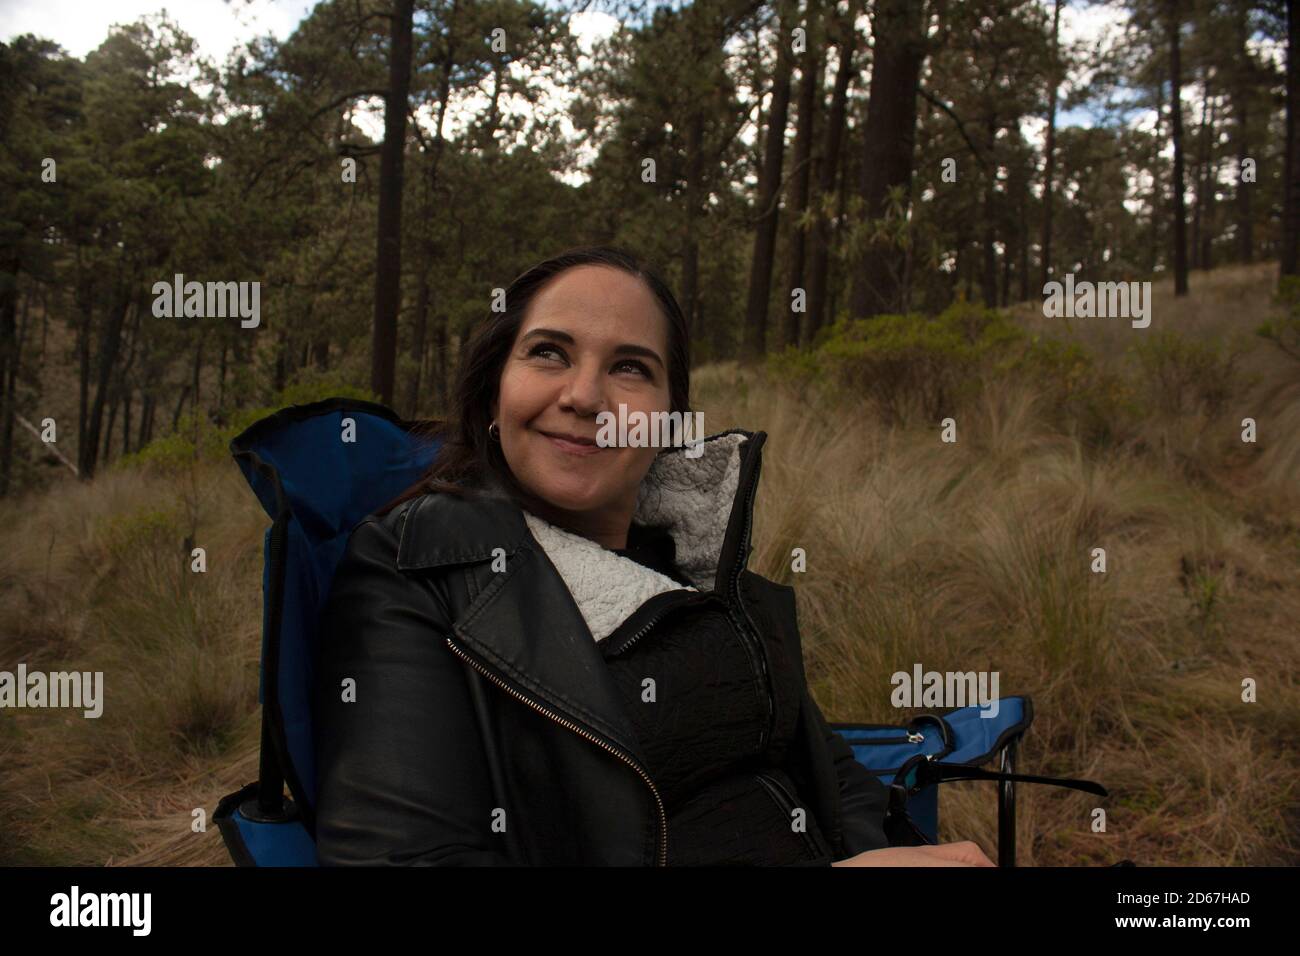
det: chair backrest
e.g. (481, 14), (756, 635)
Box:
(228, 398), (441, 831)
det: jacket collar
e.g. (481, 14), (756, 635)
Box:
(396, 428), (765, 590)
(394, 428), (768, 759)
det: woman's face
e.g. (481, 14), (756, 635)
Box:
(491, 264), (673, 540)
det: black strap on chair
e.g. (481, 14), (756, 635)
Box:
(883, 751), (1128, 865)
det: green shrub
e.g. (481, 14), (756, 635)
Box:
(807, 299), (1028, 423)
(115, 372), (378, 475)
(1128, 330), (1242, 419)
(764, 343), (822, 389)
(766, 298), (1146, 446)
(1258, 276), (1300, 363)
(1006, 336), (1139, 447)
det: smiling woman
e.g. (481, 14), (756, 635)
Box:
(310, 245), (994, 867)
(487, 263), (675, 549)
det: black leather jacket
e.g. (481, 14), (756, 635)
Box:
(313, 428), (892, 865)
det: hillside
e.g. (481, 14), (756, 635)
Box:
(1, 261), (1296, 866)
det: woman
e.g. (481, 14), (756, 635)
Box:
(313, 246), (993, 867)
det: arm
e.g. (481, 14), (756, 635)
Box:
(737, 571), (894, 860)
(801, 687), (892, 857)
(314, 516), (516, 866)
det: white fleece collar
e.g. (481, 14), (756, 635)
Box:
(521, 432), (747, 642)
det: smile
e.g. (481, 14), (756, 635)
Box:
(538, 430), (607, 457)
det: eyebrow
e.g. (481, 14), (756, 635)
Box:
(519, 327), (665, 370)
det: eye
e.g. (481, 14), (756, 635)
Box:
(527, 343), (652, 380)
(614, 359), (652, 378)
(527, 342), (566, 362)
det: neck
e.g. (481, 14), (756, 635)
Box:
(519, 491), (634, 550)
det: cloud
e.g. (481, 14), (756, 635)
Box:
(1, 0), (303, 62)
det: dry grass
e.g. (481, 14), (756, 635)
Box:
(0, 460), (267, 865)
(1, 261), (1296, 866)
(696, 261), (1300, 865)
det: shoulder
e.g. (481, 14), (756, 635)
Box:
(739, 568), (794, 598)
(738, 568), (800, 628)
(370, 489), (532, 572)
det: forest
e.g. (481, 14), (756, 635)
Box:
(0, 0), (1291, 489)
(0, 0), (1297, 867)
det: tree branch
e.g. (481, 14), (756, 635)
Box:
(15, 413), (79, 476)
(918, 86), (992, 174)
(311, 88), (390, 121)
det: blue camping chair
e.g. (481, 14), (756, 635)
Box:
(216, 398), (1110, 867)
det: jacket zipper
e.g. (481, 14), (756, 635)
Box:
(444, 635), (669, 867)
(730, 442), (774, 753)
(617, 441), (773, 747)
(610, 591), (720, 657)
(611, 436), (771, 752)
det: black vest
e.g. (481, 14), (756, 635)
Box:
(604, 524), (835, 866)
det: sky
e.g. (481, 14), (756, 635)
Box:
(0, 0), (309, 62)
(0, 0), (622, 176)
(0, 0), (624, 62)
(0, 0), (1131, 184)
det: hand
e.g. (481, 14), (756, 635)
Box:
(830, 841), (996, 867)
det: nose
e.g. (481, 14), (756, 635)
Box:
(558, 362), (608, 418)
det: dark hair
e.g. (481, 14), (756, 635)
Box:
(376, 245), (692, 517)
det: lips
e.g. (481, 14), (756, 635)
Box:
(539, 430), (597, 446)
(538, 429), (606, 456)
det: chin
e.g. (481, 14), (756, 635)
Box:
(530, 474), (610, 514)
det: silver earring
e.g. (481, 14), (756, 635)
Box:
(488, 421), (501, 442)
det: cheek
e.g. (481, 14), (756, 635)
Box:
(497, 370), (539, 419)
(630, 446), (659, 477)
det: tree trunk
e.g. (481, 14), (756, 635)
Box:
(677, 2), (733, 353)
(191, 334), (203, 419)
(1236, 96), (1253, 263)
(1192, 83), (1214, 270)
(80, 280), (131, 479)
(982, 116), (999, 308)
(139, 394), (154, 448)
(1149, 84), (1164, 274)
(1000, 241), (1012, 307)
(783, 12), (823, 350)
(106, 301), (142, 464)
(407, 263), (430, 415)
(1169, 0), (1189, 296)
(682, 109), (704, 346)
(1019, 174), (1030, 302)
(830, 123), (853, 325)
(804, 5), (855, 347)
(1041, 0), (1061, 289)
(848, 0), (927, 319)
(40, 283), (50, 364)
(1282, 0), (1300, 278)
(122, 390), (131, 457)
(76, 273), (92, 457)
(0, 282), (23, 496)
(370, 0), (416, 404)
(434, 314), (449, 414)
(742, 0), (797, 360)
(406, 0), (456, 413)
(1201, 149), (1218, 270)
(171, 385), (190, 431)
(103, 394), (119, 466)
